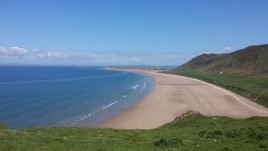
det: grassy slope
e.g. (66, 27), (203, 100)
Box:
(176, 44), (268, 77)
(168, 70), (268, 108)
(1, 112), (268, 151)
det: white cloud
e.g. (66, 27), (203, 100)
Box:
(10, 46), (28, 52)
(0, 45), (182, 65)
(0, 46), (29, 57)
(47, 51), (71, 58)
(223, 46), (233, 52)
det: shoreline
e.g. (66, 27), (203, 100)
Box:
(97, 69), (268, 129)
(77, 68), (155, 128)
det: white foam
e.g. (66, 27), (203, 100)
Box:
(132, 84), (138, 90)
(79, 113), (92, 121)
(143, 82), (147, 89)
(102, 101), (118, 110)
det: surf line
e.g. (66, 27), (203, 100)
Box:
(102, 101), (119, 110)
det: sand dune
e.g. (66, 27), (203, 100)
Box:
(98, 70), (268, 129)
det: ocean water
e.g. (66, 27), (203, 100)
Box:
(0, 66), (154, 128)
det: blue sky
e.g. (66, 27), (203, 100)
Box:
(0, 0), (268, 66)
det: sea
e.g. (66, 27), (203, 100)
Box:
(0, 66), (154, 128)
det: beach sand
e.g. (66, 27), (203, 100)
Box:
(98, 69), (268, 129)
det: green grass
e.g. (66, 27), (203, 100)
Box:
(1, 111), (268, 151)
(168, 70), (268, 107)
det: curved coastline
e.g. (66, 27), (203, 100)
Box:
(98, 68), (268, 129)
(77, 68), (155, 127)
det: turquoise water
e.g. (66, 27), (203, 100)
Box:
(0, 66), (154, 128)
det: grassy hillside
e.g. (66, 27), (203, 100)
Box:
(1, 111), (268, 151)
(169, 44), (268, 107)
(175, 44), (268, 77)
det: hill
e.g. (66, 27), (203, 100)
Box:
(169, 44), (268, 107)
(174, 44), (268, 77)
(1, 111), (268, 151)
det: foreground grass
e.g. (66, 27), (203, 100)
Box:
(168, 70), (268, 108)
(1, 112), (268, 151)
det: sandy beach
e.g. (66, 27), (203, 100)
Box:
(98, 69), (268, 129)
